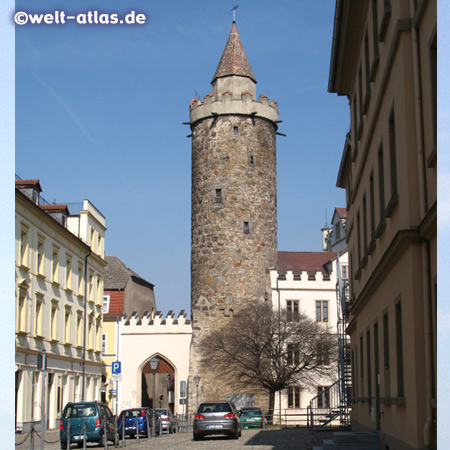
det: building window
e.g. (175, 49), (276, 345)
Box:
(317, 386), (330, 408)
(287, 343), (299, 366)
(17, 293), (27, 334)
(102, 333), (107, 354)
(243, 222), (250, 235)
(103, 295), (110, 314)
(341, 265), (348, 280)
(77, 312), (83, 347)
(96, 275), (101, 304)
(97, 234), (102, 255)
(363, 194), (368, 253)
(370, 171), (376, 239)
(378, 146), (385, 218)
(96, 319), (101, 352)
(233, 126), (238, 134)
(335, 222), (341, 241)
(66, 256), (72, 291)
(288, 386), (301, 408)
(286, 300), (299, 322)
(214, 188), (223, 204)
(316, 300), (328, 322)
(89, 271), (94, 301)
(64, 308), (71, 344)
(90, 227), (95, 247)
(357, 211), (361, 265)
(36, 238), (45, 275)
(51, 247), (59, 283)
(50, 301), (58, 341)
(383, 311), (390, 368)
(88, 316), (94, 350)
(35, 295), (43, 337)
(395, 300), (404, 396)
(249, 155), (254, 166)
(78, 264), (83, 296)
(19, 227), (29, 267)
(388, 108), (398, 202)
(366, 329), (372, 398)
(318, 344), (330, 366)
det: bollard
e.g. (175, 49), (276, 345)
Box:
(121, 418), (126, 448)
(135, 417), (140, 444)
(146, 414), (151, 439)
(66, 419), (71, 450)
(30, 420), (35, 450)
(103, 417), (109, 449)
(82, 418), (87, 450)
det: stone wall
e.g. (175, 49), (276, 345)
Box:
(189, 113), (277, 409)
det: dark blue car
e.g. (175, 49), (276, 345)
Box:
(117, 408), (152, 438)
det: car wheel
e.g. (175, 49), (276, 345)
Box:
(77, 442), (84, 448)
(193, 434), (201, 441)
(232, 430), (240, 439)
(60, 443), (66, 450)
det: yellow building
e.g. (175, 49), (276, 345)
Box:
(329, 1), (436, 449)
(15, 179), (107, 431)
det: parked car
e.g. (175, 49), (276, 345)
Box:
(117, 407), (152, 438)
(238, 407), (266, 429)
(154, 408), (176, 434)
(59, 401), (117, 449)
(193, 401), (241, 440)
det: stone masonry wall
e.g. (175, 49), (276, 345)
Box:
(189, 113), (277, 409)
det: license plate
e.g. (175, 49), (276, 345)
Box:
(73, 435), (86, 441)
(206, 424), (223, 429)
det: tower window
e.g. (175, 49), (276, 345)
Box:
(214, 188), (223, 204)
(233, 126), (238, 134)
(243, 222), (250, 235)
(249, 155), (254, 166)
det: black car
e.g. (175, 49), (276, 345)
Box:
(193, 401), (241, 440)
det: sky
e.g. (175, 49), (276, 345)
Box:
(3, 0), (444, 446)
(13, 0), (351, 317)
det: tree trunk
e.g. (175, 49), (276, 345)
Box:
(267, 390), (276, 425)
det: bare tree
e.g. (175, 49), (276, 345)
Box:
(198, 302), (337, 422)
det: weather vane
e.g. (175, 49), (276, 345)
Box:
(232, 5), (239, 23)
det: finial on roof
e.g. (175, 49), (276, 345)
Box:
(232, 5), (239, 23)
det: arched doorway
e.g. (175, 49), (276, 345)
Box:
(141, 356), (175, 414)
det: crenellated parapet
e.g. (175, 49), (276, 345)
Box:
(189, 90), (279, 126)
(271, 268), (336, 289)
(122, 310), (193, 334)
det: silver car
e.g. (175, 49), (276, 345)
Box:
(193, 401), (241, 440)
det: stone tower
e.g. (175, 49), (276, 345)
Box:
(188, 21), (279, 408)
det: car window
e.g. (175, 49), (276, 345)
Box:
(63, 404), (96, 418)
(199, 403), (232, 413)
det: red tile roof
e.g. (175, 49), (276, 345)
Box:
(15, 179), (42, 192)
(212, 22), (256, 84)
(104, 290), (125, 318)
(335, 208), (347, 218)
(277, 251), (337, 275)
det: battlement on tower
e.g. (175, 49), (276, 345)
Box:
(189, 91), (279, 126)
(122, 309), (193, 334)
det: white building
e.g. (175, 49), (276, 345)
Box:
(322, 208), (347, 253)
(270, 249), (348, 423)
(15, 179), (106, 431)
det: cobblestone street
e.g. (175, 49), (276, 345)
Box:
(16, 427), (335, 450)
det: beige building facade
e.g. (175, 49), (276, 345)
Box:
(329, 1), (436, 449)
(15, 179), (107, 431)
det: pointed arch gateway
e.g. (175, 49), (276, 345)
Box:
(140, 355), (175, 413)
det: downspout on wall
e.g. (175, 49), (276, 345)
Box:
(81, 249), (91, 401)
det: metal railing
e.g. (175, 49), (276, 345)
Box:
(308, 380), (351, 430)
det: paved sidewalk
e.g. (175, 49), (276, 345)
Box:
(15, 427), (335, 450)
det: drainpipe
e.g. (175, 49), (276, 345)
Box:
(82, 249), (91, 401)
(408, 1), (434, 447)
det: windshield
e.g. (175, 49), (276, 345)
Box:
(155, 409), (169, 415)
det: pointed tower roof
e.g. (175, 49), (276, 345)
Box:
(212, 22), (256, 84)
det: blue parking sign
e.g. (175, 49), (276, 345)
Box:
(112, 361), (121, 374)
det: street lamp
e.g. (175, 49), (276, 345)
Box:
(150, 357), (159, 437)
(194, 375), (200, 411)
